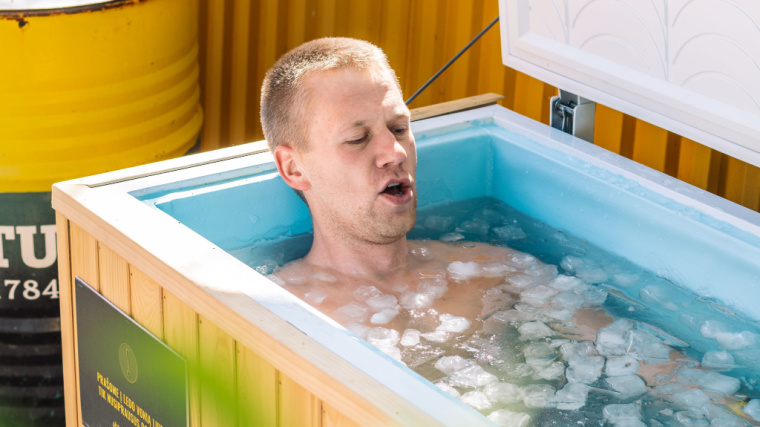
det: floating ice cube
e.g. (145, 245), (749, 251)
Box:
(304, 289), (328, 305)
(676, 368), (705, 386)
(523, 342), (556, 361)
(267, 274), (286, 286)
(481, 262), (517, 278)
(575, 284), (609, 307)
(612, 272), (640, 288)
(436, 313), (471, 333)
(566, 355), (605, 384)
(449, 365), (498, 388)
(334, 303), (369, 323)
(576, 267), (608, 284)
(365, 294), (399, 313)
(560, 255), (583, 272)
(554, 383), (590, 410)
(509, 253), (537, 268)
(490, 309), (536, 324)
(531, 361), (565, 381)
(410, 246), (434, 260)
(447, 261), (481, 281)
(434, 382), (460, 397)
(421, 330), (450, 343)
(370, 307), (400, 325)
(522, 384), (555, 408)
(548, 275), (585, 292)
(743, 399), (760, 422)
(456, 218), (490, 236)
(440, 232), (465, 242)
(417, 279), (448, 301)
(679, 312), (712, 331)
(640, 285), (679, 311)
(520, 285), (559, 307)
(493, 225), (527, 241)
(597, 328), (630, 357)
(399, 329), (420, 347)
(605, 355), (639, 377)
(353, 285), (381, 301)
(628, 329), (671, 361)
(399, 292), (434, 310)
(487, 409), (530, 427)
(701, 350), (735, 370)
(312, 272), (337, 282)
(560, 341), (598, 361)
(459, 390), (491, 410)
(696, 371), (740, 395)
(652, 382), (686, 396)
(518, 321), (555, 340)
(603, 403), (643, 424)
(345, 322), (369, 339)
(709, 416), (746, 427)
(507, 274), (537, 289)
(366, 327), (401, 361)
(423, 215), (454, 231)
(674, 410), (709, 426)
(526, 264), (558, 281)
(435, 355), (471, 375)
(700, 320), (758, 350)
(605, 375), (646, 399)
(612, 420), (647, 427)
(670, 389), (710, 409)
(483, 382), (523, 404)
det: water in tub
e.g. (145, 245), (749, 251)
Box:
(245, 197), (760, 426)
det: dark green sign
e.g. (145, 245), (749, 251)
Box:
(76, 277), (187, 427)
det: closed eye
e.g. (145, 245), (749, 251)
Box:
(347, 133), (368, 144)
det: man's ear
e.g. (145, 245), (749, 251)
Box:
(273, 145), (310, 191)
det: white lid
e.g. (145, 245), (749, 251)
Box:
(499, 0), (760, 167)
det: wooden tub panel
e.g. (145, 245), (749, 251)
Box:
(236, 346), (278, 427)
(198, 315), (238, 427)
(56, 214), (78, 427)
(130, 266), (164, 339)
(279, 372), (321, 427)
(98, 242), (131, 314)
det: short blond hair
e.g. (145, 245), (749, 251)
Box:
(260, 37), (399, 153)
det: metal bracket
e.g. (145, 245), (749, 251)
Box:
(550, 90), (596, 143)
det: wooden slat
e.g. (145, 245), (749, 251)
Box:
(279, 372), (322, 427)
(512, 72), (546, 123)
(55, 213), (79, 427)
(593, 104), (625, 153)
(677, 137), (715, 191)
(236, 346), (278, 427)
(69, 222), (99, 290)
(323, 401), (361, 427)
(98, 242), (131, 314)
(199, 315), (238, 427)
(633, 120), (669, 172)
(130, 265), (164, 338)
(410, 93), (504, 121)
(163, 290), (201, 427)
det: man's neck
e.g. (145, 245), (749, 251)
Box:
(304, 232), (410, 279)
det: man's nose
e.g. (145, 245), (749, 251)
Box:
(375, 128), (408, 168)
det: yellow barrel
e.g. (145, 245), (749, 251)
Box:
(0, 0), (203, 193)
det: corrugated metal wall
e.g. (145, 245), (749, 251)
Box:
(195, 0), (760, 212)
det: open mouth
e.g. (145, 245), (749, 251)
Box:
(382, 182), (407, 197)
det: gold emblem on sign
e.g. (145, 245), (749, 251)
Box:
(119, 343), (138, 383)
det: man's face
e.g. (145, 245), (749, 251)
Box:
(296, 65), (417, 245)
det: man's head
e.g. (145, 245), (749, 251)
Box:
(260, 37), (417, 247)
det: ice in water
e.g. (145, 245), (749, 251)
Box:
(603, 403), (643, 425)
(366, 327), (401, 361)
(487, 409), (530, 427)
(565, 354), (604, 384)
(604, 374), (646, 399)
(400, 329), (420, 347)
(459, 390), (491, 410)
(446, 261), (481, 281)
(744, 399), (760, 422)
(605, 355), (639, 377)
(701, 350), (735, 370)
(483, 382), (523, 404)
(700, 320), (758, 350)
(436, 313), (470, 333)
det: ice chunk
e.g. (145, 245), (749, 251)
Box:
(353, 285), (381, 301)
(447, 261), (481, 281)
(548, 275), (585, 292)
(507, 274), (536, 289)
(603, 403), (643, 425)
(459, 390), (491, 410)
(628, 329), (671, 361)
(366, 327), (401, 361)
(670, 389), (710, 408)
(523, 342), (556, 361)
(487, 409), (530, 427)
(560, 341), (598, 361)
(423, 215), (454, 231)
(304, 289), (328, 305)
(612, 272), (640, 288)
(744, 399), (760, 422)
(345, 323), (369, 339)
(440, 232), (465, 242)
(483, 382), (523, 404)
(566, 355), (605, 384)
(701, 350), (735, 370)
(490, 309), (536, 324)
(652, 382), (686, 396)
(449, 365), (498, 388)
(365, 294), (399, 313)
(421, 331), (450, 343)
(434, 382), (460, 397)
(370, 307), (400, 325)
(709, 416), (746, 427)
(267, 274), (286, 286)
(312, 271), (337, 282)
(676, 368), (705, 386)
(605, 355), (639, 377)
(605, 375), (646, 399)
(417, 279), (448, 299)
(696, 371), (740, 395)
(481, 262), (517, 278)
(410, 246), (434, 260)
(596, 319), (635, 357)
(674, 411), (709, 426)
(700, 320), (758, 350)
(493, 225), (527, 241)
(522, 384), (555, 408)
(456, 218), (490, 236)
(436, 313), (471, 333)
(554, 383), (589, 410)
(509, 253), (537, 268)
(531, 360), (565, 380)
(639, 285), (679, 311)
(400, 329), (420, 347)
(517, 321), (555, 340)
(526, 264), (558, 281)
(434, 355), (471, 375)
(334, 303), (369, 323)
(520, 285), (559, 307)
(612, 421), (647, 427)
(399, 292), (434, 310)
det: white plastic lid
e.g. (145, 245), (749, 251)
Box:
(499, 0), (760, 167)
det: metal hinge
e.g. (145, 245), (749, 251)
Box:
(550, 90), (596, 143)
